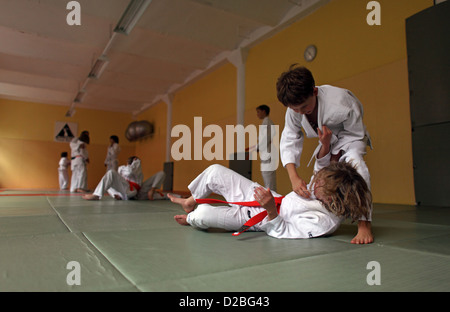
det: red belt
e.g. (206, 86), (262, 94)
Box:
(195, 196), (284, 236)
(127, 180), (141, 191)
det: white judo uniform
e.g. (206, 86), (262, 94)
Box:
(280, 85), (372, 220)
(136, 171), (167, 200)
(70, 138), (89, 192)
(186, 164), (343, 239)
(58, 157), (70, 190)
(93, 158), (143, 200)
(104, 143), (121, 172)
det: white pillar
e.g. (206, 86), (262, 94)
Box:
(228, 48), (248, 126)
(162, 94), (174, 162)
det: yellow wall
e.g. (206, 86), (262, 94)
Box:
(244, 0), (432, 204)
(137, 0), (432, 205)
(170, 63), (237, 190)
(0, 98), (135, 189)
(135, 101), (168, 178)
(1, 0), (433, 206)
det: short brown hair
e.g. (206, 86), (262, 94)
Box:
(312, 162), (372, 221)
(79, 130), (90, 144)
(127, 156), (138, 165)
(256, 104), (270, 115)
(276, 64), (315, 107)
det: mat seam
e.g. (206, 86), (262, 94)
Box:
(80, 232), (144, 292)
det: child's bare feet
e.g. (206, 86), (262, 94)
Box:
(351, 221), (374, 244)
(174, 215), (189, 226)
(168, 194), (196, 213)
(147, 189), (155, 201)
(82, 194), (99, 200)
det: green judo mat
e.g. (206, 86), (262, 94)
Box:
(0, 191), (449, 292)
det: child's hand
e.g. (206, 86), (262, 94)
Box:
(254, 187), (278, 220)
(291, 176), (311, 198)
(317, 125), (332, 147)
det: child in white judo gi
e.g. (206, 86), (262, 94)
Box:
(276, 65), (373, 244)
(70, 131), (90, 193)
(82, 156), (167, 201)
(83, 156), (143, 200)
(58, 152), (70, 190)
(169, 162), (371, 240)
(114, 157), (167, 200)
(136, 171), (167, 200)
(169, 131), (372, 241)
(104, 135), (121, 172)
(256, 105), (277, 192)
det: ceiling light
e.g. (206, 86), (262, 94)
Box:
(114, 0), (152, 35)
(88, 55), (109, 79)
(65, 108), (76, 117)
(74, 89), (87, 103)
(66, 103), (76, 117)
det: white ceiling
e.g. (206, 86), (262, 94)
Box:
(0, 0), (328, 115)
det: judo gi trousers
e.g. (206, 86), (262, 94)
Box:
(136, 171), (167, 200)
(93, 170), (136, 200)
(70, 163), (87, 192)
(58, 169), (69, 190)
(337, 139), (372, 221)
(187, 164), (280, 231)
(339, 140), (371, 189)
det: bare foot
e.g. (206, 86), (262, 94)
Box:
(113, 194), (122, 200)
(82, 194), (100, 200)
(75, 188), (88, 193)
(174, 215), (189, 226)
(168, 194), (196, 213)
(351, 221), (374, 244)
(147, 188), (155, 201)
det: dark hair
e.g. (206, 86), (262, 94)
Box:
(79, 130), (90, 144)
(127, 156), (138, 165)
(312, 162), (372, 222)
(110, 135), (119, 144)
(256, 105), (270, 115)
(61, 152), (68, 157)
(276, 64), (315, 107)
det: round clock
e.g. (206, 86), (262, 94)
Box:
(304, 45), (317, 62)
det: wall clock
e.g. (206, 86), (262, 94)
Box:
(304, 45), (317, 62)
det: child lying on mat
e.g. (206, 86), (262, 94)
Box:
(169, 162), (371, 242)
(169, 126), (372, 244)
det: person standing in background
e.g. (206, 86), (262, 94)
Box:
(70, 130), (90, 193)
(256, 105), (277, 192)
(58, 152), (70, 190)
(105, 135), (121, 172)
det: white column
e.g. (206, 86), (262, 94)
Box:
(162, 94), (174, 162)
(227, 48), (248, 126)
